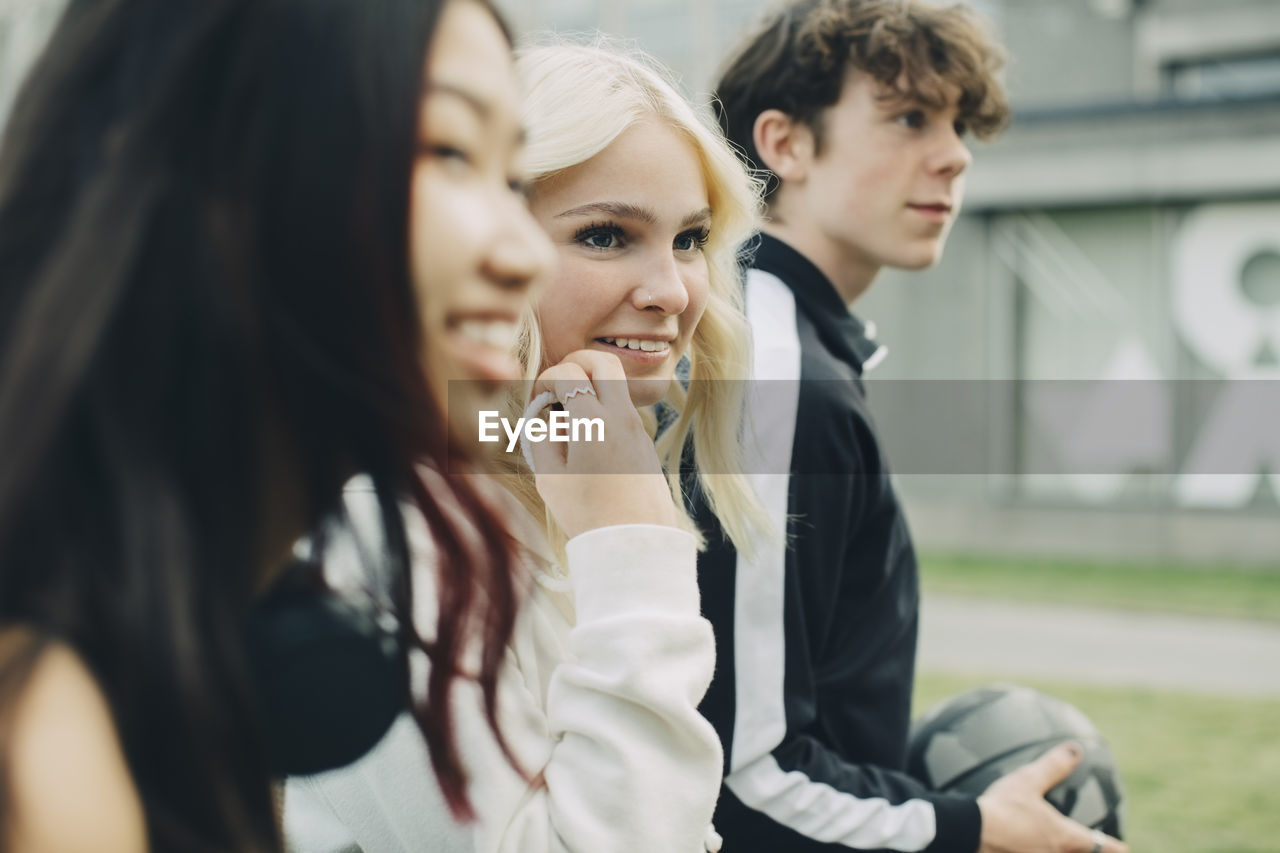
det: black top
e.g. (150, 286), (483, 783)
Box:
(691, 233), (980, 853)
(250, 556), (405, 777)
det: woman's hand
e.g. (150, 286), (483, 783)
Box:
(527, 350), (677, 538)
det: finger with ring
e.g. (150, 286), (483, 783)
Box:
(520, 391), (558, 472)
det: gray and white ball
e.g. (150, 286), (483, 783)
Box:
(906, 684), (1126, 839)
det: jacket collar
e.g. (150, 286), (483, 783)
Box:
(749, 233), (887, 375)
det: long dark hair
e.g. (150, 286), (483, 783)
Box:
(0, 0), (521, 849)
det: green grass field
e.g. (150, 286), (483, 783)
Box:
(914, 672), (1280, 853)
(914, 553), (1280, 852)
(919, 552), (1280, 624)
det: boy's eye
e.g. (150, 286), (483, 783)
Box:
(896, 110), (926, 130)
(953, 119), (969, 138)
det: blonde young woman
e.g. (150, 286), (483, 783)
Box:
(284, 42), (763, 853)
(501, 43), (763, 558)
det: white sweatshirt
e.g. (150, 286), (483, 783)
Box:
(284, 487), (723, 853)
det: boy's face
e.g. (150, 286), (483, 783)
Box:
(785, 69), (973, 276)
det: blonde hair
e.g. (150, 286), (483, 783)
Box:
(504, 39), (767, 559)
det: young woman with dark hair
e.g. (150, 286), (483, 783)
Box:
(0, 0), (559, 851)
(282, 41), (769, 853)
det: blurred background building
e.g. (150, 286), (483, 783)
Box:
(4, 0), (1278, 565)
(860, 0), (1280, 567)
(500, 0), (1280, 567)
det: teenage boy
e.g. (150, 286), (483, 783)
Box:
(694, 2), (1128, 852)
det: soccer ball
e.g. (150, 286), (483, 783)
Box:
(906, 684), (1126, 838)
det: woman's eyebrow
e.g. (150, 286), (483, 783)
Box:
(554, 201), (656, 223)
(681, 207), (712, 228)
(553, 203), (712, 226)
(424, 81), (491, 118)
(422, 81), (526, 144)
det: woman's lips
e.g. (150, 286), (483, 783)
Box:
(592, 336), (673, 364)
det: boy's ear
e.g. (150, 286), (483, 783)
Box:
(752, 109), (815, 185)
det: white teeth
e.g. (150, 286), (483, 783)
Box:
(600, 336), (669, 353)
(457, 320), (517, 350)
(488, 324), (516, 348)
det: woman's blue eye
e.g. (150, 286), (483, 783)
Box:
(575, 223), (625, 250)
(674, 228), (710, 251)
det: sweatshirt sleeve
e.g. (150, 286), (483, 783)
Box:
(285, 512), (723, 853)
(476, 523), (723, 853)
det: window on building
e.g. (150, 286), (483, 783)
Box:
(1165, 50), (1280, 100)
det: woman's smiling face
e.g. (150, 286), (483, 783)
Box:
(410, 0), (553, 419)
(528, 118), (711, 407)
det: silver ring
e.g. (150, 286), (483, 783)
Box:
(1090, 828), (1106, 853)
(518, 386), (599, 472)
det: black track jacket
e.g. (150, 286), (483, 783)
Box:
(692, 234), (981, 853)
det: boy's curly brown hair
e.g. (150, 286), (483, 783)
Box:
(714, 0), (1011, 201)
